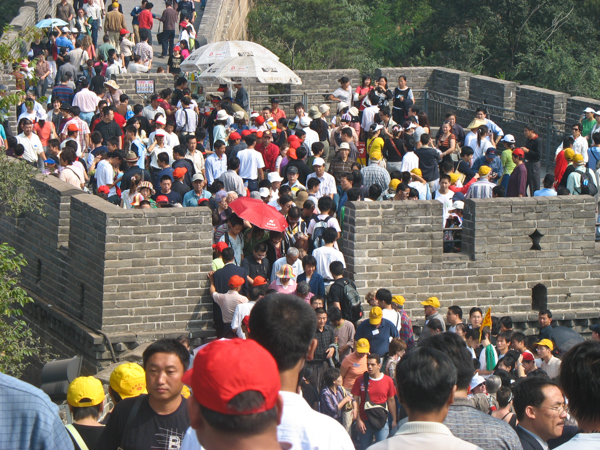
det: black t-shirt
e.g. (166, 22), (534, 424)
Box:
(171, 88), (184, 106)
(172, 181), (189, 198)
(525, 137), (542, 163)
(383, 138), (405, 163)
(327, 277), (355, 321)
(282, 159), (311, 185)
(155, 190), (183, 204)
(90, 74), (106, 95)
(99, 394), (190, 450)
(415, 146), (441, 181)
(168, 55), (183, 74)
(68, 423), (105, 450)
(95, 120), (123, 145)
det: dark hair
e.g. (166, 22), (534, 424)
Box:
(323, 367), (341, 387)
(277, 194), (293, 207)
(311, 142), (324, 155)
(314, 307), (327, 317)
(228, 156), (240, 171)
(142, 338), (190, 371)
(306, 178), (320, 190)
(448, 305), (462, 318)
(492, 185), (505, 197)
(542, 174), (554, 188)
(330, 260), (344, 277)
(199, 391), (278, 435)
(328, 306), (343, 322)
(71, 404), (102, 421)
(157, 152), (170, 165)
(469, 307), (483, 317)
(426, 319), (444, 332)
(249, 294), (318, 371)
(244, 135), (257, 146)
(512, 377), (558, 421)
(524, 123), (536, 133)
(497, 330), (513, 344)
(419, 133), (430, 145)
(347, 188), (361, 201)
(173, 145), (187, 157)
(396, 347), (457, 413)
(322, 228), (338, 244)
(499, 316), (513, 330)
(228, 213), (244, 228)
(160, 175), (172, 184)
(317, 196), (333, 212)
(375, 289), (392, 305)
(496, 386), (513, 409)
(461, 146), (474, 157)
(254, 242), (267, 253)
(419, 333), (474, 390)
(368, 353), (381, 364)
(302, 255), (316, 269)
(368, 184), (382, 200)
(221, 247), (235, 263)
(559, 341), (600, 423)
(539, 309), (552, 318)
(296, 146), (307, 160)
(511, 331), (526, 343)
(455, 323), (468, 334)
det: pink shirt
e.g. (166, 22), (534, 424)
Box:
(268, 278), (297, 294)
(72, 88), (100, 113)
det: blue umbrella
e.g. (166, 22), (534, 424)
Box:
(36, 18), (69, 28)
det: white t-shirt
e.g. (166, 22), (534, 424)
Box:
(60, 138), (82, 157)
(17, 133), (44, 163)
(382, 308), (402, 334)
(271, 257), (304, 281)
(305, 172), (337, 198)
(96, 159), (116, 196)
(361, 105), (379, 131)
(332, 87), (352, 105)
(303, 127), (320, 150)
(312, 246), (345, 282)
(147, 144), (173, 169)
(400, 151), (419, 173)
(434, 190), (455, 225)
(307, 214), (342, 235)
(237, 148), (265, 179)
(230, 301), (256, 339)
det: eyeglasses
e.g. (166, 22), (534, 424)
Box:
(540, 404), (569, 414)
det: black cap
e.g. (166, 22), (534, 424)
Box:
(590, 324), (600, 334)
(270, 97), (279, 104)
(60, 102), (71, 110)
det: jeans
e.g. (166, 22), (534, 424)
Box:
(525, 160), (540, 196)
(500, 173), (510, 195)
(91, 20), (100, 48)
(79, 112), (94, 126)
(36, 77), (50, 99)
(140, 27), (152, 45)
(359, 419), (389, 450)
(161, 29), (175, 56)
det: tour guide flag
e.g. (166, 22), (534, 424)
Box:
(480, 307), (492, 341)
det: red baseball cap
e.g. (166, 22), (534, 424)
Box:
(67, 123), (80, 132)
(182, 339), (280, 415)
(513, 148), (525, 158)
(228, 275), (245, 289)
(241, 130), (252, 137)
(97, 185), (110, 194)
(253, 276), (268, 287)
(522, 351), (535, 362)
(156, 195), (169, 203)
(256, 131), (264, 138)
(287, 135), (299, 143)
(229, 131), (241, 140)
(173, 167), (187, 179)
(255, 116), (265, 125)
(212, 242), (228, 252)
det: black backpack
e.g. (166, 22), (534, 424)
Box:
(331, 279), (362, 323)
(311, 216), (331, 250)
(178, 1), (193, 20)
(576, 170), (598, 196)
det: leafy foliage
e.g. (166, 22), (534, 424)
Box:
(248, 0), (600, 98)
(0, 244), (50, 378)
(0, 154), (45, 217)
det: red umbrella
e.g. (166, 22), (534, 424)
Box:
(228, 197), (288, 232)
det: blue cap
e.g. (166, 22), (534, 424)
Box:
(44, 159), (58, 165)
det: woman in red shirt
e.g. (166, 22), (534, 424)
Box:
(355, 75), (373, 111)
(33, 115), (58, 151)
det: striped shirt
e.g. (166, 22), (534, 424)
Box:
(466, 179), (496, 199)
(61, 117), (90, 152)
(51, 84), (74, 104)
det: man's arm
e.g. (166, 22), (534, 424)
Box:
(387, 395), (397, 428)
(257, 167), (264, 181)
(354, 395), (366, 433)
(208, 271), (216, 294)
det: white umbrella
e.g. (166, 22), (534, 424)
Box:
(197, 56), (302, 85)
(180, 40), (280, 72)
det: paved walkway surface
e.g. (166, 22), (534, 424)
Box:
(114, 0), (204, 71)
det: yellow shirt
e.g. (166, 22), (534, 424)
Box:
(367, 137), (385, 160)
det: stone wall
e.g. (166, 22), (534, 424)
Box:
(0, 175), (215, 372)
(566, 97), (600, 126)
(341, 197), (600, 334)
(196, 0), (250, 45)
(112, 73), (177, 107)
(469, 75), (518, 110)
(515, 85), (569, 122)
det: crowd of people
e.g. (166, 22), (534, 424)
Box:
(3, 4), (600, 450)
(1, 294), (600, 450)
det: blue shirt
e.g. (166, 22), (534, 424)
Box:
(0, 372), (74, 450)
(297, 271), (325, 297)
(131, 5), (143, 25)
(154, 167), (174, 193)
(471, 154), (503, 179)
(587, 146), (600, 171)
(355, 318), (399, 356)
(533, 188), (557, 197)
(485, 118), (504, 138)
(182, 189), (211, 207)
(205, 152), (228, 185)
(55, 36), (74, 51)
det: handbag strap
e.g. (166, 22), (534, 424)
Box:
(363, 372), (372, 404)
(66, 424), (90, 450)
(389, 138), (402, 158)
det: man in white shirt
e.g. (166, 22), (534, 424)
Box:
(71, 79), (100, 125)
(95, 150), (124, 203)
(370, 347), (481, 450)
(434, 174), (455, 226)
(534, 339), (561, 380)
(306, 158), (336, 199)
(556, 123), (589, 163)
(237, 135), (264, 192)
(291, 102), (310, 127)
(271, 247), (303, 281)
(175, 97), (198, 134)
(230, 285), (262, 339)
(376, 289), (402, 335)
(146, 129), (173, 170)
(126, 55), (149, 73)
(142, 94), (166, 122)
(312, 228), (345, 284)
(361, 102), (380, 136)
(17, 119), (45, 164)
(300, 116), (319, 151)
(179, 295), (354, 450)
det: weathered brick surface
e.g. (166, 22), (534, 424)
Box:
(341, 197), (600, 331)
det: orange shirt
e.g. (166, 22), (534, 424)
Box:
(341, 351), (367, 390)
(33, 122), (56, 147)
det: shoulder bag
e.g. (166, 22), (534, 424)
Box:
(362, 372), (388, 430)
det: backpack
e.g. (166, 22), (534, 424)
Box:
(179, 1), (193, 20)
(332, 278), (362, 323)
(311, 216), (331, 250)
(576, 170), (598, 196)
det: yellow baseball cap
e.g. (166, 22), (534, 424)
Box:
(564, 148), (575, 161)
(109, 363), (147, 399)
(356, 338), (370, 353)
(389, 179), (400, 190)
(392, 295), (405, 306)
(369, 307), (383, 325)
(534, 339), (554, 351)
(478, 165), (491, 176)
(573, 154), (584, 164)
(410, 168), (422, 177)
(420, 297), (440, 308)
(449, 172), (460, 185)
(67, 376), (105, 407)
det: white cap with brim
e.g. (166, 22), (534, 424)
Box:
(584, 107), (596, 113)
(501, 134), (515, 143)
(312, 157), (325, 166)
(192, 174), (204, 182)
